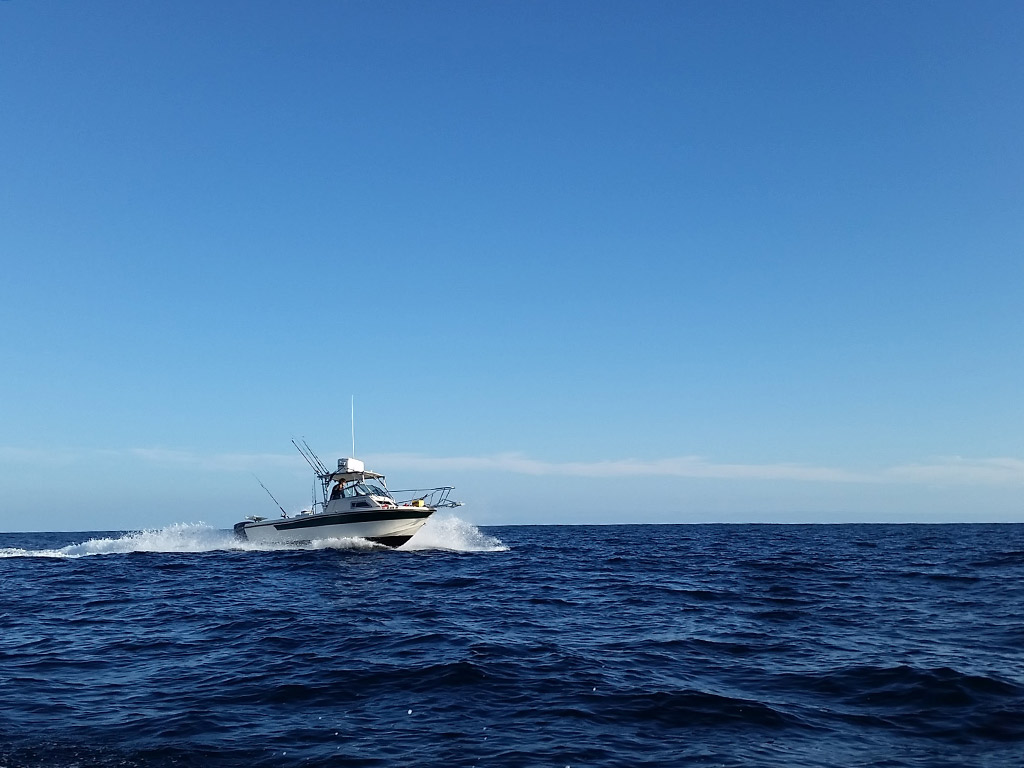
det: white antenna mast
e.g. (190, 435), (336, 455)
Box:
(351, 395), (356, 457)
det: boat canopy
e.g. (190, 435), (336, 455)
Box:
(325, 468), (385, 484)
(323, 457), (384, 484)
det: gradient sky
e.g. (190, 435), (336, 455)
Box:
(2, 1), (1023, 530)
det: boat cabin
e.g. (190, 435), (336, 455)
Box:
(324, 458), (396, 509)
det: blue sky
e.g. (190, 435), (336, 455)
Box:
(2, 1), (1023, 530)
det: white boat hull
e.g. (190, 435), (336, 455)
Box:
(234, 506), (433, 548)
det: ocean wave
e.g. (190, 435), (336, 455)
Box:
(775, 663), (1023, 704)
(774, 664), (1024, 742)
(589, 688), (804, 729)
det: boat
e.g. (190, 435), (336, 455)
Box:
(233, 444), (460, 547)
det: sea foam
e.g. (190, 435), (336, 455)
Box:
(402, 514), (509, 552)
(0, 516), (505, 558)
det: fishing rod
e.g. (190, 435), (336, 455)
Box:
(291, 438), (321, 474)
(291, 437), (335, 507)
(292, 437), (330, 476)
(252, 473), (288, 517)
(302, 438), (330, 475)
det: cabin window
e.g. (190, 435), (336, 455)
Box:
(366, 484), (392, 499)
(341, 482), (394, 500)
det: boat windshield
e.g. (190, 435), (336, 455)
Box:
(341, 483), (394, 500)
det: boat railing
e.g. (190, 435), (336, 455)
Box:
(389, 486), (462, 509)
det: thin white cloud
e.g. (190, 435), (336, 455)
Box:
(6, 446), (1024, 487)
(363, 452), (872, 483)
(129, 447), (200, 465)
(0, 446), (80, 464)
(128, 448), (298, 472)
(367, 452), (1024, 487)
(0, 447), (296, 473)
(884, 456), (1024, 486)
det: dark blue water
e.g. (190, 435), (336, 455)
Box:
(1, 520), (1022, 767)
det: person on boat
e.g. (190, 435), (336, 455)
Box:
(330, 482), (343, 500)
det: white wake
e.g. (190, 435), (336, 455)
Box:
(0, 522), (241, 558)
(402, 514), (508, 552)
(0, 517), (506, 558)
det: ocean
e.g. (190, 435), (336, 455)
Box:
(1, 520), (1022, 767)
